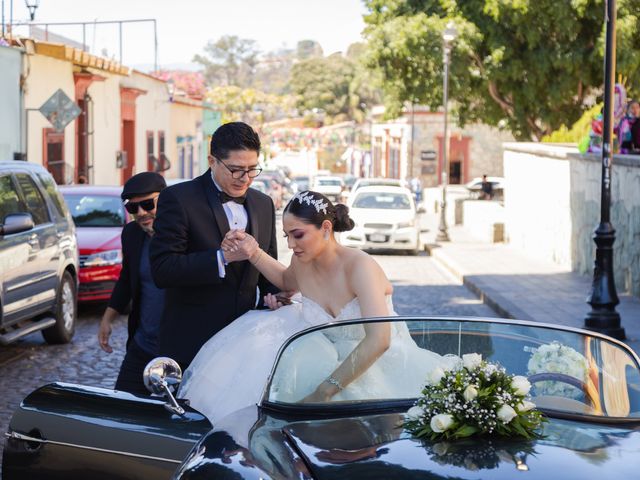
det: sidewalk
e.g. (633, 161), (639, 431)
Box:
(420, 213), (640, 355)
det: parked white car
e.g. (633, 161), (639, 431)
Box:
(312, 176), (344, 203)
(341, 186), (422, 254)
(350, 177), (406, 193)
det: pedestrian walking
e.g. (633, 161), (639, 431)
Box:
(98, 172), (166, 395)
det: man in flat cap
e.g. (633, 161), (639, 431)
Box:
(98, 171), (167, 395)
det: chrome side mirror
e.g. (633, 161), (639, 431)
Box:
(143, 357), (185, 416)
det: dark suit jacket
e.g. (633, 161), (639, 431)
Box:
(149, 170), (278, 367)
(108, 221), (147, 347)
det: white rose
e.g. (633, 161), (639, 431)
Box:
(428, 367), (446, 385)
(511, 376), (531, 396)
(497, 404), (517, 424)
(518, 400), (536, 412)
(405, 405), (425, 421)
(463, 385), (478, 402)
(441, 355), (463, 372)
(430, 414), (455, 433)
(462, 353), (482, 370)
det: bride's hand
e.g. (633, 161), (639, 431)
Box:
(221, 229), (245, 252)
(301, 382), (338, 403)
(264, 291), (296, 310)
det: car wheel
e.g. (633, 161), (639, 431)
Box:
(42, 271), (77, 344)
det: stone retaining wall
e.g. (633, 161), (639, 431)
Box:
(503, 143), (640, 296)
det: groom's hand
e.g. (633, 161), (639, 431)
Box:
(221, 229), (246, 252)
(223, 233), (258, 263)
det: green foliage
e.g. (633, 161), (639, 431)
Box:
(193, 35), (259, 88)
(290, 49), (381, 123)
(291, 55), (355, 118)
(205, 86), (295, 126)
(296, 40), (324, 60)
(194, 35), (380, 125)
(362, 0), (640, 140)
(542, 104), (602, 143)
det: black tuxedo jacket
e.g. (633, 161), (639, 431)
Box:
(149, 170), (278, 367)
(108, 221), (147, 346)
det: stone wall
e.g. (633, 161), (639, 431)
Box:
(503, 143), (640, 297)
(570, 151), (640, 296)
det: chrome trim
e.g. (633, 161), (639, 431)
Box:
(257, 315), (640, 407)
(6, 272), (56, 292)
(3, 289), (56, 314)
(5, 431), (181, 464)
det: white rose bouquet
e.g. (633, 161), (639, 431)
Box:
(525, 342), (589, 399)
(404, 354), (545, 440)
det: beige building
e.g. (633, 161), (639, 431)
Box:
(368, 106), (514, 186)
(16, 37), (215, 186)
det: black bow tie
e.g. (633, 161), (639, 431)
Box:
(219, 191), (246, 205)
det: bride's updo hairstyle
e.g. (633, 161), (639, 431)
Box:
(284, 190), (355, 232)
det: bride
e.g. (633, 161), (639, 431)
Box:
(178, 190), (442, 424)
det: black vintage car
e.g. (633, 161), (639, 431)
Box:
(4, 317), (640, 479)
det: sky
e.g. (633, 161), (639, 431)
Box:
(6, 0), (368, 70)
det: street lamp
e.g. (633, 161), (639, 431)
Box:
(436, 20), (457, 242)
(584, 0), (625, 339)
(24, 0), (39, 21)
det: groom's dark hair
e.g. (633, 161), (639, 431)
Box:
(210, 122), (261, 160)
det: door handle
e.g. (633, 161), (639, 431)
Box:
(28, 234), (39, 246)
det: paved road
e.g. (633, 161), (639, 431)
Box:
(0, 219), (496, 467)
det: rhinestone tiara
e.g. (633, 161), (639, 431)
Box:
(292, 191), (329, 214)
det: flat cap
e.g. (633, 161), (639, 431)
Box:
(121, 172), (166, 200)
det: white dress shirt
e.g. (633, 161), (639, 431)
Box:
(212, 172), (248, 278)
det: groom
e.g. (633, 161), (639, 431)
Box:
(150, 122), (279, 369)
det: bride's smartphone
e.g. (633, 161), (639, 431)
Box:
(275, 294), (294, 305)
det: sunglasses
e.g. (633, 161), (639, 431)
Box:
(124, 198), (156, 214)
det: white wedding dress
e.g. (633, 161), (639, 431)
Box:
(178, 296), (443, 425)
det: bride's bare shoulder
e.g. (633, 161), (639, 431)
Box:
(340, 247), (384, 274)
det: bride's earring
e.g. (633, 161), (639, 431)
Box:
(324, 230), (330, 240)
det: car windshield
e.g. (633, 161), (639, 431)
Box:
(357, 180), (400, 189)
(63, 194), (126, 227)
(266, 318), (640, 419)
(316, 179), (342, 186)
(353, 192), (411, 209)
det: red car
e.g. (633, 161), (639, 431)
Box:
(59, 186), (130, 302)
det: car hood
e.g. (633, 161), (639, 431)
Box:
(75, 226), (122, 252)
(282, 413), (640, 479)
(179, 410), (640, 479)
(350, 208), (415, 225)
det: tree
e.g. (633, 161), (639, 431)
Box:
(362, 0), (640, 140)
(290, 47), (380, 123)
(291, 54), (355, 120)
(193, 35), (259, 87)
(205, 85), (295, 127)
(296, 40), (324, 60)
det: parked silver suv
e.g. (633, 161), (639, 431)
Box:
(0, 161), (79, 344)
